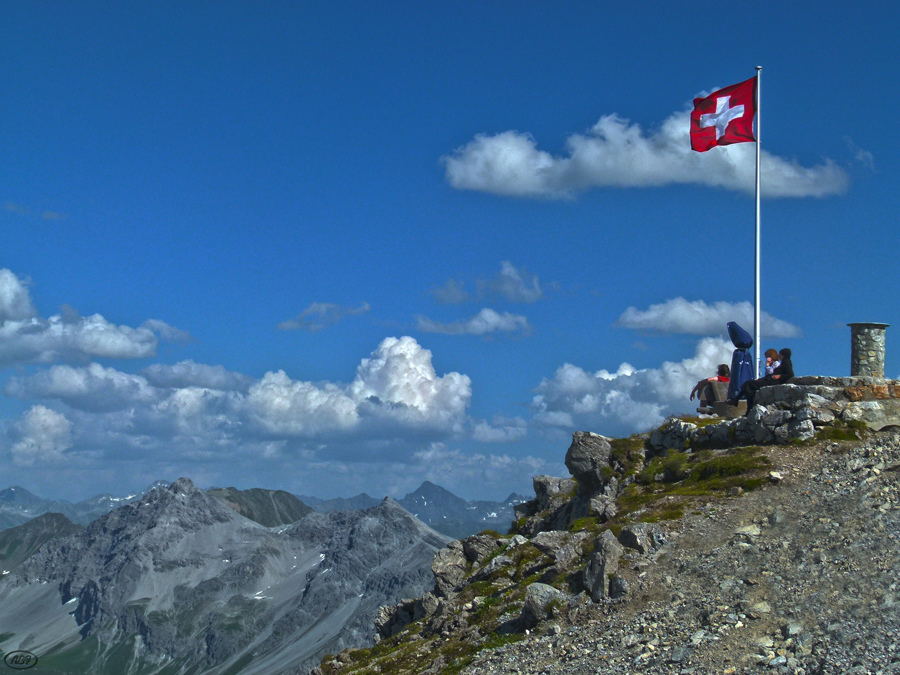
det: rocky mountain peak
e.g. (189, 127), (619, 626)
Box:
(169, 476), (197, 495)
(0, 486), (42, 505)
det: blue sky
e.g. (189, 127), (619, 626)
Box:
(1, 2), (895, 502)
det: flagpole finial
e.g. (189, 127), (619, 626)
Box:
(756, 66), (762, 71)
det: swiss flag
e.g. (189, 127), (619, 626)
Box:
(690, 77), (757, 152)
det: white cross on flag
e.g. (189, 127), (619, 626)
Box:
(690, 77), (756, 152)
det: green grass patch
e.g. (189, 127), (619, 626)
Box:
(478, 529), (503, 539)
(639, 505), (684, 523)
(613, 445), (770, 524)
(816, 418), (867, 441)
(609, 435), (647, 475)
(568, 517), (600, 534)
(678, 416), (725, 429)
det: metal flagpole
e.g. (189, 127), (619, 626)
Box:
(754, 66), (762, 376)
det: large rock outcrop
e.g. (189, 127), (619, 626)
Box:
(514, 433), (621, 536)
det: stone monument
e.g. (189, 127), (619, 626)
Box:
(847, 322), (889, 378)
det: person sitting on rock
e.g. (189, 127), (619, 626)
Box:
(690, 364), (731, 407)
(764, 348), (781, 375)
(729, 348), (794, 413)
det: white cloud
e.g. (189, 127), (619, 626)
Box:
(277, 301), (370, 332)
(5, 363), (158, 412)
(430, 279), (471, 305)
(0, 269), (190, 368)
(443, 109), (849, 198)
(140, 319), (193, 343)
(142, 360), (254, 392)
(430, 262), (542, 305)
(10, 405), (73, 466)
(5, 337), (473, 458)
(617, 297), (802, 338)
(531, 337), (734, 436)
(349, 336), (472, 433)
(0, 314), (161, 366)
(244, 371), (360, 436)
(0, 269), (36, 322)
(477, 261), (542, 303)
(472, 416), (528, 443)
(416, 308), (531, 336)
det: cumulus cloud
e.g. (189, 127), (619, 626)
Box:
(0, 269), (36, 322)
(5, 337), (473, 459)
(477, 261), (542, 303)
(430, 262), (542, 305)
(142, 360), (254, 392)
(416, 308), (531, 336)
(0, 269), (190, 368)
(277, 301), (370, 332)
(0, 313), (165, 366)
(10, 405), (73, 466)
(531, 337), (734, 436)
(617, 297), (802, 338)
(472, 416), (528, 443)
(5, 363), (158, 412)
(443, 108), (849, 199)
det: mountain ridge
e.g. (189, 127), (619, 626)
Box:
(301, 482), (529, 539)
(0, 478), (449, 675)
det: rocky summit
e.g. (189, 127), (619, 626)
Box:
(315, 400), (900, 674)
(0, 478), (448, 675)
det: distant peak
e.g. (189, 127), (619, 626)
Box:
(169, 477), (196, 495)
(410, 481), (452, 496)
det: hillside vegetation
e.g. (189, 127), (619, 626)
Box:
(314, 418), (900, 674)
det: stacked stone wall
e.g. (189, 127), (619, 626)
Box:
(650, 377), (900, 452)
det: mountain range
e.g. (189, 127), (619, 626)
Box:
(1, 481), (525, 540)
(301, 481), (528, 539)
(0, 478), (448, 675)
(0, 481), (169, 530)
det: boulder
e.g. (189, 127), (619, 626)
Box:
(565, 432), (613, 490)
(618, 523), (665, 555)
(531, 530), (590, 569)
(532, 475), (576, 512)
(583, 530), (623, 602)
(431, 541), (468, 598)
(521, 582), (567, 627)
(462, 534), (500, 565)
(553, 531), (591, 569)
(609, 575), (629, 599)
(842, 399), (900, 431)
(589, 494), (617, 521)
(472, 555), (514, 581)
(507, 534), (528, 548)
(788, 418), (816, 441)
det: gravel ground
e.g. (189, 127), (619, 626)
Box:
(459, 433), (900, 675)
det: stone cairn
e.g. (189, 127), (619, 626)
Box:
(848, 322), (889, 378)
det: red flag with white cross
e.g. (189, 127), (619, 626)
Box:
(690, 77), (757, 152)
